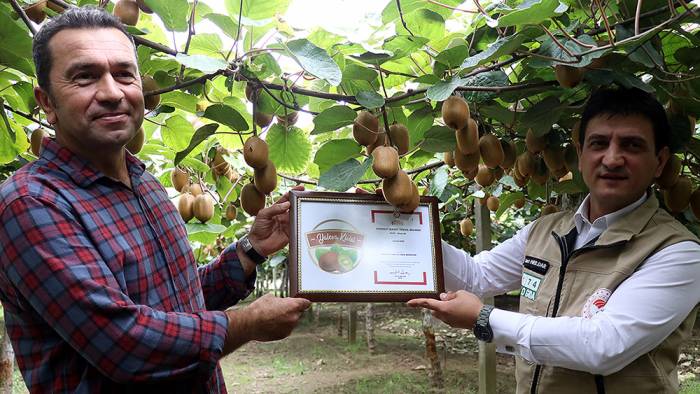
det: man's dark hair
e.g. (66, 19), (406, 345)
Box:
(32, 6), (136, 93)
(579, 87), (671, 153)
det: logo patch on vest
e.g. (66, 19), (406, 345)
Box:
(521, 272), (542, 301)
(582, 288), (612, 319)
(523, 256), (550, 275)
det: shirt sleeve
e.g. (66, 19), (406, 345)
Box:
(489, 241), (700, 375)
(441, 222), (532, 298)
(0, 196), (229, 384)
(198, 243), (256, 311)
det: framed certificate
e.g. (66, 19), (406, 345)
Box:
(288, 191), (444, 302)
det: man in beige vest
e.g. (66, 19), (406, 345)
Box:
(409, 87), (700, 393)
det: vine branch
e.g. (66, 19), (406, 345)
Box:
(9, 0), (37, 35)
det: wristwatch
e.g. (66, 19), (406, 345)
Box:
(474, 304), (495, 343)
(238, 234), (267, 265)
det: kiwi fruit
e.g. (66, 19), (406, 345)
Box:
(543, 145), (565, 173)
(455, 118), (479, 155)
(459, 218), (473, 237)
(243, 136), (269, 169)
(513, 172), (528, 188)
(486, 196), (499, 212)
(398, 183), (420, 213)
(526, 129), (547, 154)
(366, 130), (386, 155)
(245, 83), (257, 102)
(516, 152), (537, 177)
(125, 127), (145, 154)
(382, 170), (413, 207)
(541, 204), (559, 216)
(463, 166), (478, 180)
(24, 1), (46, 23)
(224, 167), (239, 183)
(188, 183), (203, 197)
(353, 111), (379, 146)
(135, 0), (153, 14)
(444, 151), (455, 168)
(171, 168), (189, 192)
(664, 176), (692, 213)
(211, 148), (230, 176)
(656, 155), (681, 189)
(532, 158), (550, 186)
(141, 75), (160, 110)
(554, 65), (584, 88)
(475, 165), (495, 187)
(277, 111), (299, 127)
(454, 151), (480, 173)
(372, 146), (400, 179)
(500, 139), (516, 170)
(442, 96), (470, 130)
(254, 110), (273, 128)
(564, 144), (578, 173)
(30, 128), (46, 156)
(388, 123), (410, 155)
(513, 197), (526, 209)
(225, 203), (237, 221)
(178, 193), (195, 222)
(46, 1), (65, 13)
(193, 194), (215, 223)
(690, 188), (700, 219)
(479, 134), (504, 169)
(492, 166), (504, 181)
(240, 183), (266, 216)
(114, 0), (139, 26)
(253, 160), (277, 195)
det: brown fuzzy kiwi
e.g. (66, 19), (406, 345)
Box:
(531, 158), (549, 186)
(543, 145), (565, 173)
(366, 130), (386, 155)
(170, 167), (189, 192)
(460, 218), (473, 237)
(513, 173), (528, 188)
(656, 155), (681, 189)
(135, 0), (153, 13)
(664, 176), (692, 213)
(564, 144), (578, 173)
(479, 195), (489, 206)
(114, 0), (139, 26)
(353, 111), (379, 146)
(240, 183), (266, 216)
(382, 170), (413, 207)
(526, 129), (547, 154)
(243, 136), (269, 169)
(225, 203), (237, 221)
(211, 148), (230, 176)
(463, 166), (478, 180)
(571, 121), (581, 148)
(24, 1), (46, 23)
(277, 111), (299, 127)
(398, 183), (420, 213)
(455, 118), (479, 155)
(224, 167), (239, 183)
(444, 151), (455, 168)
(125, 127), (145, 154)
(193, 194), (215, 223)
(500, 139), (516, 170)
(475, 165), (495, 187)
(178, 193), (195, 222)
(541, 204), (559, 216)
(690, 188), (700, 220)
(142, 75), (160, 110)
(372, 146), (400, 179)
(388, 123), (410, 155)
(253, 160), (277, 195)
(554, 65), (584, 88)
(46, 1), (65, 13)
(516, 152), (537, 177)
(188, 183), (203, 197)
(254, 110), (273, 128)
(479, 134), (504, 169)
(441, 96), (470, 130)
(492, 166), (504, 181)
(245, 83), (256, 102)
(30, 128), (46, 156)
(454, 151), (480, 173)
(486, 196), (499, 212)
(513, 197), (526, 209)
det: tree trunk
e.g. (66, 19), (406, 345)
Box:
(336, 304), (344, 337)
(422, 309), (444, 390)
(365, 303), (376, 354)
(347, 303), (357, 343)
(0, 322), (14, 394)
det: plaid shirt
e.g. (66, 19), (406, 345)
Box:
(0, 137), (254, 393)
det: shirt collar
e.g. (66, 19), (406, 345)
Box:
(40, 137), (145, 188)
(573, 193), (648, 234)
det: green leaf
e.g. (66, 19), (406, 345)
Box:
(318, 157), (373, 192)
(436, 45), (469, 69)
(189, 33), (224, 57)
(520, 96), (563, 137)
(356, 91), (385, 109)
(286, 39), (342, 86)
(144, 0), (189, 32)
(203, 13), (239, 39)
(401, 9), (445, 42)
(617, 25), (663, 69)
(312, 106), (357, 134)
(420, 126), (455, 152)
(185, 222), (227, 235)
(225, 0), (292, 21)
(174, 123), (219, 166)
(429, 166), (449, 197)
(267, 124), (312, 174)
(383, 36), (430, 60)
(0, 116), (26, 164)
(161, 91), (198, 112)
(427, 76), (466, 102)
(461, 35), (528, 70)
(162, 115), (195, 151)
(461, 71), (510, 103)
(381, 0), (463, 24)
(495, 191), (525, 220)
(314, 139), (362, 174)
(0, 7), (34, 76)
(203, 104), (249, 131)
(406, 106), (436, 149)
(497, 0), (564, 27)
(175, 53), (228, 73)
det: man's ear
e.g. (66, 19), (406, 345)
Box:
(34, 86), (57, 125)
(654, 146), (671, 178)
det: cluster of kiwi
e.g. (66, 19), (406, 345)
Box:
(112, 0), (152, 26)
(656, 155), (700, 217)
(22, 1), (65, 23)
(171, 167), (216, 223)
(240, 136), (275, 216)
(244, 83), (299, 129)
(30, 128), (48, 156)
(142, 75), (160, 111)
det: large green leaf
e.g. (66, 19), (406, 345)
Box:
(203, 104), (249, 131)
(314, 139), (363, 174)
(520, 97), (563, 137)
(143, 0), (189, 32)
(356, 91), (385, 109)
(381, 0), (462, 24)
(462, 71), (510, 103)
(174, 123), (219, 166)
(285, 39), (342, 86)
(0, 117), (27, 164)
(427, 76), (466, 102)
(497, 0), (565, 27)
(312, 106), (357, 134)
(429, 166), (450, 198)
(203, 13), (239, 39)
(225, 0), (292, 21)
(419, 126), (455, 152)
(161, 91), (198, 113)
(461, 35), (528, 70)
(175, 54), (228, 73)
(406, 106), (436, 149)
(162, 115), (195, 151)
(267, 125), (312, 174)
(318, 157), (373, 192)
(0, 7), (34, 76)
(401, 9), (445, 43)
(495, 191), (525, 220)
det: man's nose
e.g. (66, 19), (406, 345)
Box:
(95, 74), (125, 104)
(601, 145), (624, 168)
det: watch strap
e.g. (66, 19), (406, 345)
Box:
(475, 304), (495, 342)
(239, 235), (267, 265)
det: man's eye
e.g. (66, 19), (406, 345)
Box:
(114, 72), (135, 80)
(74, 73), (96, 82)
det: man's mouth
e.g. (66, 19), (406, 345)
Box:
(94, 112), (128, 121)
(598, 173), (627, 180)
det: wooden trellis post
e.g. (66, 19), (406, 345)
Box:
(476, 203), (496, 394)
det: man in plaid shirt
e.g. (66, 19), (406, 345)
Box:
(0, 7), (310, 393)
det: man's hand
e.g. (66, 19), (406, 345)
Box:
(406, 290), (484, 329)
(223, 294), (311, 354)
(248, 185), (304, 256)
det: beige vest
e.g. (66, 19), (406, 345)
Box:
(516, 195), (699, 394)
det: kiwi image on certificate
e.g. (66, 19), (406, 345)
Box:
(305, 219), (364, 274)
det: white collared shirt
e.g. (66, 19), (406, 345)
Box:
(441, 194), (700, 375)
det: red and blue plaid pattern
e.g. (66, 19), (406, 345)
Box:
(0, 138), (254, 393)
